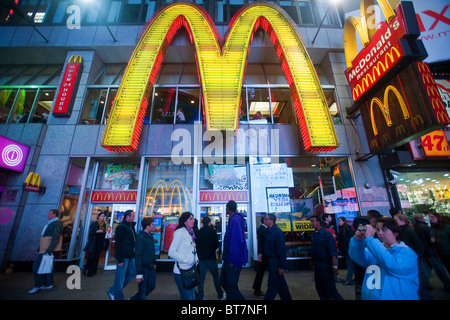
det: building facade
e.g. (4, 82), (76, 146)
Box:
(0, 0), (448, 272)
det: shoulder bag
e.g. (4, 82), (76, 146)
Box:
(177, 250), (200, 290)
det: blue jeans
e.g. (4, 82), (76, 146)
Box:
(108, 258), (136, 300)
(199, 259), (223, 300)
(220, 262), (245, 300)
(131, 265), (156, 300)
(174, 272), (196, 300)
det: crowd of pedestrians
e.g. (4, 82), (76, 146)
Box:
(27, 202), (450, 300)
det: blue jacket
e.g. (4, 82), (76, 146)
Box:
(223, 212), (248, 268)
(349, 236), (419, 300)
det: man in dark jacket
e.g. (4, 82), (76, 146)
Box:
(260, 213), (292, 300)
(107, 209), (137, 300)
(221, 200), (248, 300)
(252, 215), (268, 296)
(131, 217), (156, 300)
(196, 216), (224, 300)
(310, 215), (343, 300)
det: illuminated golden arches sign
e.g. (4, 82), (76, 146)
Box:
(144, 179), (192, 216)
(101, 2), (338, 153)
(360, 62), (450, 154)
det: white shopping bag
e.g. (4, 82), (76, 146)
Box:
(37, 253), (54, 274)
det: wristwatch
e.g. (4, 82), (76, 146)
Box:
(332, 265), (338, 269)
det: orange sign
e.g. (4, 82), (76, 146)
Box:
(420, 130), (450, 157)
(90, 190), (137, 203)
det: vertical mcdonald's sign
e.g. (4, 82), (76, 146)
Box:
(344, 0), (449, 154)
(101, 2), (339, 153)
(53, 55), (83, 117)
(343, 0), (426, 103)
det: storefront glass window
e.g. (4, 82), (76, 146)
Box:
(297, 0), (314, 25)
(7, 88), (37, 123)
(323, 88), (341, 124)
(80, 88), (108, 124)
(0, 88), (18, 123)
(251, 157), (359, 259)
(395, 171), (450, 215)
(176, 88), (201, 123)
(151, 87), (176, 124)
(58, 158), (88, 260)
(141, 0), (156, 22)
(244, 87), (271, 124)
(269, 87), (296, 124)
(279, 1), (300, 25)
(32, 88), (54, 123)
(95, 160), (140, 190)
(143, 157), (194, 259)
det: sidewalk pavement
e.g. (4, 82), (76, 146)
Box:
(1, 266), (449, 300)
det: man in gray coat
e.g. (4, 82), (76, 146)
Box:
(29, 209), (62, 294)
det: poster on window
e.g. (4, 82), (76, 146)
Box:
(266, 187), (291, 213)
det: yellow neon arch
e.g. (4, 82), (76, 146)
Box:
(370, 85), (409, 136)
(344, 0), (399, 69)
(101, 2), (338, 153)
(144, 179), (192, 216)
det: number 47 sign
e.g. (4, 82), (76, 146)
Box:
(420, 130), (450, 157)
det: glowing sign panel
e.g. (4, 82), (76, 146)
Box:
(101, 2), (338, 153)
(0, 135), (30, 173)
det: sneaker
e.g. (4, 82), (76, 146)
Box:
(42, 285), (53, 290)
(107, 291), (114, 300)
(28, 286), (42, 294)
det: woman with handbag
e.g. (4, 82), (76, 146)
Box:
(83, 212), (107, 277)
(168, 212), (199, 300)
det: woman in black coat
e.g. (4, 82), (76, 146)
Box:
(337, 216), (355, 285)
(83, 212), (107, 276)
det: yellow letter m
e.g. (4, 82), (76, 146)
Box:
(101, 2), (339, 153)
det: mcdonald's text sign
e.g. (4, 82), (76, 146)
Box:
(90, 190), (137, 203)
(344, 1), (425, 103)
(53, 55), (83, 117)
(360, 61), (450, 154)
(199, 190), (248, 203)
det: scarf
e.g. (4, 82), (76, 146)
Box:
(41, 217), (59, 236)
(185, 226), (196, 241)
(97, 219), (106, 232)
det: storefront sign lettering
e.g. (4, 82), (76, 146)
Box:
(344, 1), (427, 105)
(199, 191), (248, 203)
(53, 55), (83, 117)
(90, 191), (137, 203)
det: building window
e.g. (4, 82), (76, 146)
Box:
(142, 157), (194, 259)
(297, 0), (314, 25)
(80, 88), (108, 124)
(279, 0), (300, 25)
(323, 88), (341, 124)
(0, 87), (54, 124)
